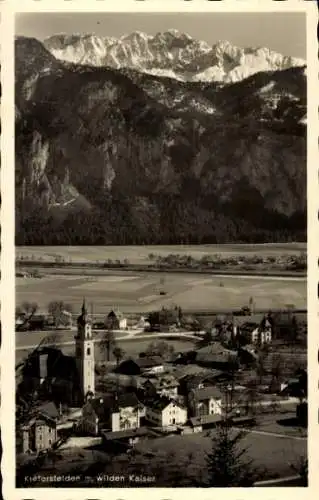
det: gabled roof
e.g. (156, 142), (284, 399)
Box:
(107, 310), (126, 319)
(190, 414), (222, 427)
(35, 401), (59, 420)
(191, 386), (223, 400)
(146, 396), (185, 412)
(89, 392), (142, 421)
(196, 344), (237, 363)
(136, 356), (164, 368)
(143, 374), (179, 389)
(102, 427), (149, 441)
(179, 370), (224, 388)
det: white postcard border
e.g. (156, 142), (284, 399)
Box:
(1, 1), (318, 499)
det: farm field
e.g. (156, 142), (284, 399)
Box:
(136, 427), (307, 481)
(16, 271), (306, 314)
(16, 243), (306, 265)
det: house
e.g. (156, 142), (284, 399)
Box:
(188, 386), (223, 418)
(19, 347), (81, 405)
(145, 396), (187, 427)
(21, 414), (58, 453)
(115, 357), (165, 376)
(32, 401), (60, 421)
(195, 342), (238, 370)
(105, 310), (127, 330)
(235, 315), (272, 345)
(251, 317), (272, 344)
(142, 374), (179, 399)
(133, 316), (150, 330)
(16, 314), (47, 331)
(178, 370), (227, 397)
(81, 392), (144, 436)
(189, 414), (222, 432)
(101, 427), (150, 450)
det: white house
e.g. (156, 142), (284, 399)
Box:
(251, 320), (272, 344)
(145, 397), (187, 427)
(188, 386), (223, 418)
(81, 393), (143, 436)
(142, 374), (179, 399)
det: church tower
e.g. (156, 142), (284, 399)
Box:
(75, 299), (95, 399)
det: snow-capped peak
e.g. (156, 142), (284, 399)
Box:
(43, 31), (306, 84)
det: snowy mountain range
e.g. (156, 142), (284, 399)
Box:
(15, 35), (307, 245)
(43, 30), (306, 83)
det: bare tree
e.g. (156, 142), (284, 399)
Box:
(145, 340), (174, 358)
(113, 346), (125, 366)
(100, 330), (116, 362)
(270, 354), (283, 389)
(48, 301), (73, 329)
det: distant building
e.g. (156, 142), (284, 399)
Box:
(142, 374), (179, 399)
(21, 414), (57, 453)
(145, 397), (187, 427)
(101, 427), (150, 450)
(236, 315), (272, 345)
(189, 414), (222, 432)
(115, 357), (165, 376)
(81, 393), (144, 436)
(134, 316), (150, 330)
(105, 310), (127, 330)
(195, 342), (238, 370)
(188, 386), (223, 418)
(178, 371), (226, 398)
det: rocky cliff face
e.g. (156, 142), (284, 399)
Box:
(15, 36), (306, 245)
(43, 31), (305, 83)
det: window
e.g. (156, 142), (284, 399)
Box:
(49, 439), (52, 445)
(87, 347), (91, 356)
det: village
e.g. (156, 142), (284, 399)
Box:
(15, 295), (307, 486)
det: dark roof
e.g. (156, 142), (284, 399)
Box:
(24, 348), (78, 382)
(34, 416), (56, 427)
(136, 356), (164, 369)
(191, 386), (223, 400)
(190, 414), (222, 427)
(35, 401), (59, 420)
(90, 393), (142, 421)
(102, 427), (149, 441)
(179, 371), (224, 389)
(196, 349), (237, 364)
(196, 343), (237, 356)
(234, 314), (266, 327)
(146, 396), (185, 412)
(142, 374), (178, 388)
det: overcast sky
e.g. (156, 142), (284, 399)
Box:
(16, 12), (306, 59)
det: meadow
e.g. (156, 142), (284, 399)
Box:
(16, 243), (306, 266)
(136, 427), (307, 481)
(16, 270), (307, 315)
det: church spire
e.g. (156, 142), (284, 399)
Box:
(82, 298), (87, 316)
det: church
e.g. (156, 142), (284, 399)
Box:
(74, 299), (95, 398)
(18, 300), (95, 407)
